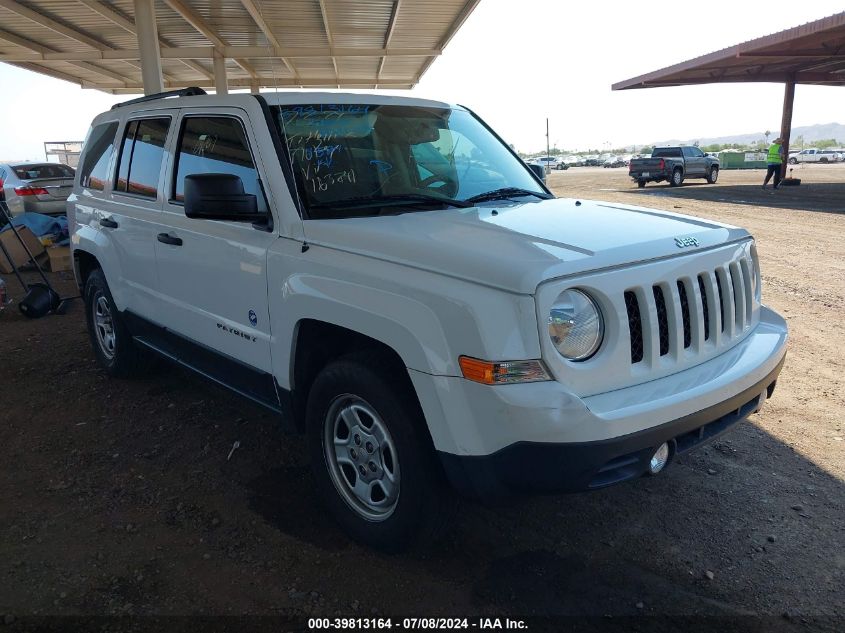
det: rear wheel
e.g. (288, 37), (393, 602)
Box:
(820, 157), (828, 163)
(306, 352), (450, 552)
(84, 269), (153, 378)
(670, 168), (684, 187)
(706, 166), (719, 184)
(637, 180), (646, 188)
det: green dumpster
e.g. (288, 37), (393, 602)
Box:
(719, 151), (768, 170)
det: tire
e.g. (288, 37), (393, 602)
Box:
(637, 180), (646, 188)
(84, 268), (153, 378)
(670, 168), (684, 187)
(820, 157), (828, 163)
(706, 166), (719, 184)
(788, 157), (798, 165)
(306, 351), (451, 552)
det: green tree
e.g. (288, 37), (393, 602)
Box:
(816, 138), (839, 149)
(640, 146), (653, 155)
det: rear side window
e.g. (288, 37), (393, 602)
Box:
(653, 148), (681, 158)
(115, 118), (171, 198)
(78, 122), (118, 191)
(172, 116), (267, 212)
(13, 163), (75, 179)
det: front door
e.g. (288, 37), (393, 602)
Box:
(682, 146), (705, 176)
(154, 108), (280, 406)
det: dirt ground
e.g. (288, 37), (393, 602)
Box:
(1, 165), (843, 630)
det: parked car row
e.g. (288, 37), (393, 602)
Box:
(525, 154), (641, 169)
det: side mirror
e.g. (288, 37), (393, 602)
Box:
(527, 163), (546, 182)
(184, 173), (263, 222)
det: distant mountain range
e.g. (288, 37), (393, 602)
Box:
(649, 122), (845, 147)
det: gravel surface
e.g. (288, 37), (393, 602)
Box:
(0, 165), (842, 628)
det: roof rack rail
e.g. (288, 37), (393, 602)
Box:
(111, 86), (207, 110)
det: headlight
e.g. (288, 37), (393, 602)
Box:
(548, 289), (604, 361)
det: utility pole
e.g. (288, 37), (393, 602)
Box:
(546, 118), (550, 174)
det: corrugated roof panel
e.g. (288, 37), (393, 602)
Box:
(0, 0), (479, 90)
(336, 56), (380, 78)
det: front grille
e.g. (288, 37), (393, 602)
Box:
(624, 254), (754, 365)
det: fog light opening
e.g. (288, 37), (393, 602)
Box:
(648, 442), (670, 475)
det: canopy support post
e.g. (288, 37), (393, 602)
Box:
(213, 50), (228, 95)
(133, 0), (164, 95)
(780, 80), (795, 178)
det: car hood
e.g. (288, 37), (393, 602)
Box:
(302, 197), (750, 294)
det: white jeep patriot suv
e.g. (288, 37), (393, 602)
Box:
(69, 88), (787, 550)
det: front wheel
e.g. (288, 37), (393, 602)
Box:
(706, 166), (719, 184)
(637, 179), (646, 188)
(788, 157), (798, 164)
(670, 168), (684, 186)
(306, 352), (450, 552)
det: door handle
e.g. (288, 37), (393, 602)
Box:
(157, 233), (183, 246)
(99, 217), (118, 229)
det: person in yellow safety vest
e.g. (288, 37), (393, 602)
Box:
(762, 138), (784, 190)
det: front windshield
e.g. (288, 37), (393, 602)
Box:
(271, 103), (546, 218)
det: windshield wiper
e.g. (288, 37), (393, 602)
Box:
(311, 193), (472, 210)
(466, 187), (551, 203)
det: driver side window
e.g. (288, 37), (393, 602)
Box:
(172, 116), (268, 213)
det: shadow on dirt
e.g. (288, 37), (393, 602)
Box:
(623, 181), (845, 214)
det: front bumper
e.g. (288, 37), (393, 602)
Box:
(438, 354), (783, 500)
(409, 306), (788, 501)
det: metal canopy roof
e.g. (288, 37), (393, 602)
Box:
(0, 0), (479, 94)
(613, 12), (845, 90)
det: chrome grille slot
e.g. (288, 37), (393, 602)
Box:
(715, 271), (726, 333)
(677, 280), (692, 349)
(739, 257), (753, 324)
(716, 267), (735, 338)
(624, 291), (644, 364)
(728, 262), (745, 332)
(652, 285), (670, 357)
(697, 274), (711, 341)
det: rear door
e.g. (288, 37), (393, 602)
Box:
(102, 112), (175, 318)
(153, 108), (279, 404)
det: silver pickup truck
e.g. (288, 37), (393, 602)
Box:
(628, 146), (720, 188)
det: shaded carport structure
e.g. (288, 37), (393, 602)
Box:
(0, 0), (479, 95)
(613, 12), (845, 176)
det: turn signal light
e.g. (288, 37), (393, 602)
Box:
(458, 356), (551, 385)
